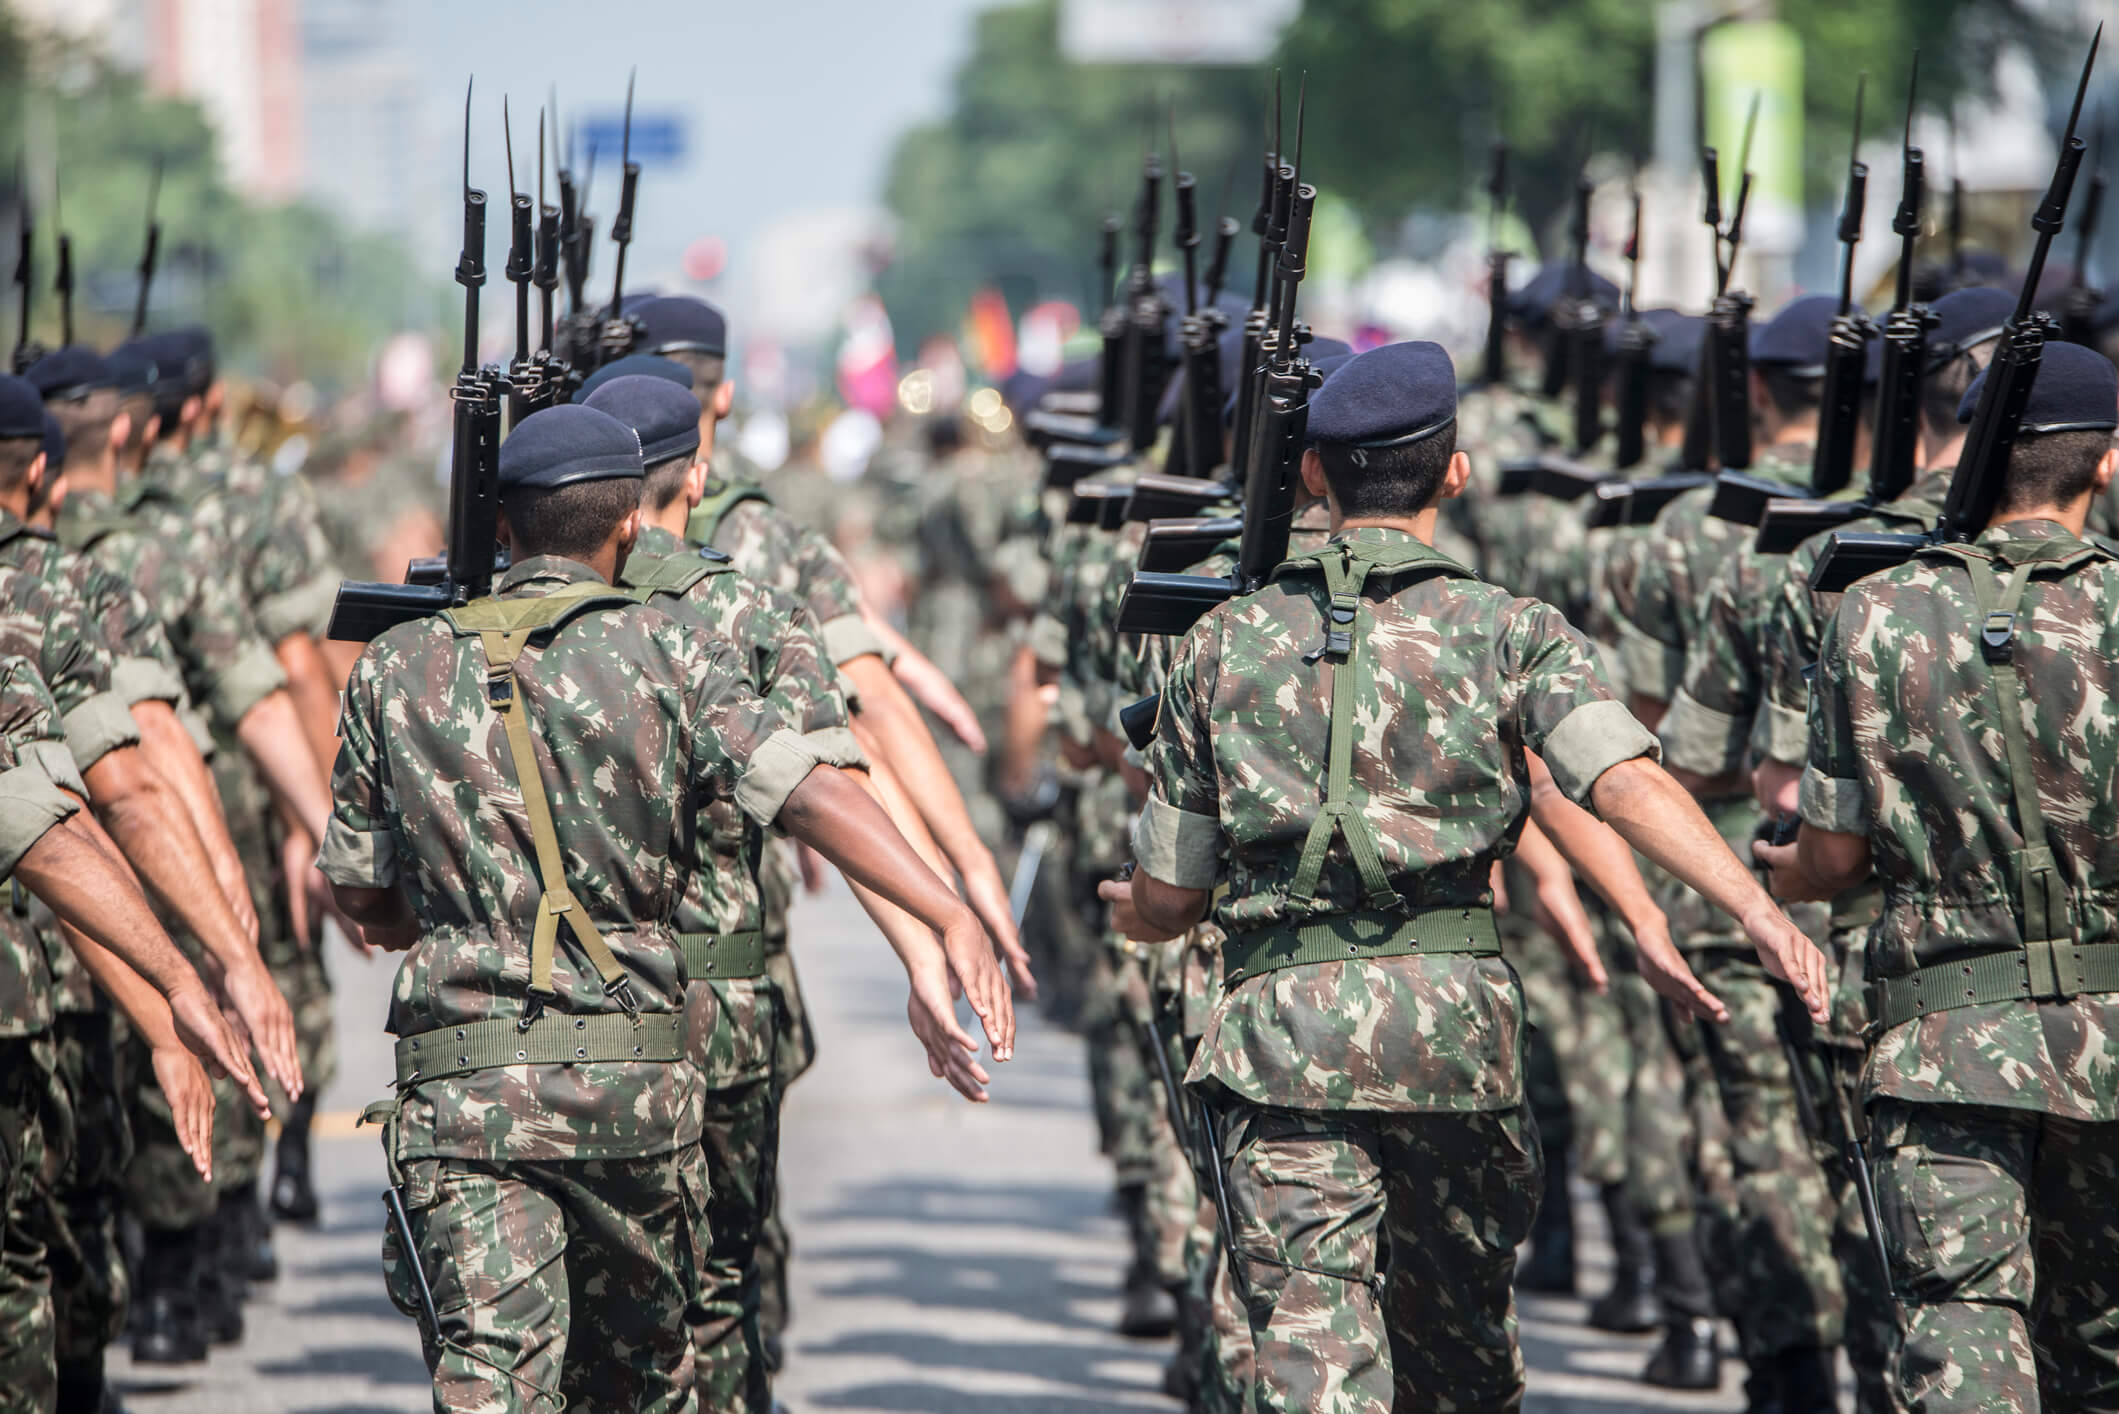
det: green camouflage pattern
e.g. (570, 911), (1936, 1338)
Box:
(0, 1038), (58, 1414)
(1803, 518), (2119, 1119)
(1450, 378), (1568, 592)
(690, 1075), (778, 1413)
(1870, 1098), (2119, 1412)
(688, 484), (877, 667)
(382, 1146), (709, 1414)
(1220, 1101), (1541, 1414)
(147, 440), (339, 643)
(1147, 526), (1653, 1111)
(44, 1011), (130, 1363)
(324, 555), (800, 1162)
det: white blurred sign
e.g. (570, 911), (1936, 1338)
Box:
(1061, 0), (1299, 64)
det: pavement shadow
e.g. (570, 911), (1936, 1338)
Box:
(808, 1177), (1114, 1238)
(809, 1383), (1173, 1413)
(798, 1330), (1161, 1395)
(254, 1342), (429, 1386)
(805, 1245), (1115, 1333)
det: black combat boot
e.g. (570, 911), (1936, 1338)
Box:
(1773, 1345), (1842, 1414)
(198, 1200), (246, 1344)
(131, 1225), (208, 1365)
(1115, 1185), (1178, 1338)
(1587, 1183), (1660, 1333)
(233, 1180), (277, 1284)
(55, 1353), (126, 1414)
(1516, 1140), (1577, 1295)
(270, 1093), (320, 1224)
(1641, 1225), (1721, 1390)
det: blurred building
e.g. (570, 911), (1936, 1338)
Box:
(298, 0), (432, 242)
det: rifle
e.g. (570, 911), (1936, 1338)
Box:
(1562, 172), (1608, 454)
(1947, 110), (1966, 283)
(132, 157), (163, 337)
(1810, 75), (1875, 499)
(1114, 103), (1320, 641)
(1119, 121), (1174, 453)
(52, 168), (72, 348)
(598, 71), (643, 366)
(521, 107), (569, 411)
(502, 98), (539, 425)
(2060, 114), (2107, 346)
(10, 156), (35, 372)
(1483, 139), (1512, 388)
(555, 90), (587, 319)
(1229, 78), (1288, 488)
(1167, 109), (1206, 478)
(1139, 515), (1243, 574)
(1813, 27), (2102, 595)
(1759, 59), (1930, 554)
(1095, 212), (1126, 432)
(1612, 181), (1655, 470)
(327, 79), (506, 643)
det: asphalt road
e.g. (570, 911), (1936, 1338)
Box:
(107, 878), (1751, 1413)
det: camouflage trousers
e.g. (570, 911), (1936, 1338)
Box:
(689, 1075), (780, 1413)
(0, 1037), (58, 1414)
(1217, 1101), (1542, 1414)
(1671, 951), (1846, 1362)
(1083, 944), (1163, 1192)
(757, 851), (811, 1358)
(382, 1147), (710, 1414)
(118, 1026), (264, 1231)
(1871, 1099), (2119, 1414)
(261, 935), (336, 1116)
(45, 1010), (131, 1365)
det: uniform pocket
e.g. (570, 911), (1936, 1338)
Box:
(380, 1157), (465, 1323)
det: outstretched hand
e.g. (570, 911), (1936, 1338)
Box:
(167, 982), (272, 1119)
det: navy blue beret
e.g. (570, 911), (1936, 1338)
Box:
(0, 374), (42, 440)
(498, 404), (645, 491)
(583, 375), (703, 465)
(1508, 264), (1620, 330)
(25, 346), (114, 401)
(141, 327), (215, 395)
(1305, 340), (1458, 449)
(1927, 286), (2014, 366)
(1299, 352), (1358, 445)
(1957, 339), (2118, 433)
(1749, 294), (1849, 375)
(575, 354), (693, 402)
(1221, 335), (1351, 423)
(40, 410), (64, 469)
(1605, 308), (1705, 377)
(105, 340), (159, 397)
(634, 296), (727, 358)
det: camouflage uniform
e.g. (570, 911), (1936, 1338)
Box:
(323, 555), (824, 1412)
(1140, 526), (1660, 1412)
(624, 521), (865, 1411)
(0, 654), (84, 1414)
(1804, 518), (2119, 1413)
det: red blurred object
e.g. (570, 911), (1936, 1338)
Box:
(683, 236), (727, 284)
(965, 287), (1018, 378)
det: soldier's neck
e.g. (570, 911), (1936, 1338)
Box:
(1331, 510), (1438, 545)
(1989, 497), (2092, 538)
(1920, 433), (1967, 478)
(645, 499), (691, 541)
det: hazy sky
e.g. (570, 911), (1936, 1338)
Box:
(388, 0), (994, 339)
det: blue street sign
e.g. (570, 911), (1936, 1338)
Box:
(576, 112), (688, 167)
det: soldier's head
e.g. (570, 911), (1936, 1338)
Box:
(105, 340), (158, 474)
(24, 346), (120, 494)
(495, 404), (646, 574)
(136, 328), (215, 446)
(1749, 295), (1844, 446)
(1607, 309), (1703, 447)
(632, 296), (733, 448)
(582, 374), (708, 517)
(0, 376), (50, 518)
(1959, 341), (2119, 520)
(1918, 287), (2013, 458)
(1300, 341), (1470, 524)
(1507, 265), (1618, 381)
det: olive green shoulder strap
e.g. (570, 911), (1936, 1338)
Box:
(619, 549), (734, 602)
(442, 583), (644, 1018)
(686, 480), (773, 547)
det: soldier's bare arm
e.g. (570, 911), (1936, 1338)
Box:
(1753, 828), (1870, 903)
(1102, 872), (1207, 943)
(271, 629), (344, 784)
(234, 687), (334, 843)
(1507, 815), (1608, 993)
(131, 697), (257, 940)
(869, 614), (988, 754)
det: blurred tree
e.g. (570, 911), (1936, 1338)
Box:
(879, 0), (2077, 351)
(0, 12), (442, 391)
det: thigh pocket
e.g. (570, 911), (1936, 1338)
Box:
(381, 1158), (469, 1323)
(1869, 1103), (2031, 1309)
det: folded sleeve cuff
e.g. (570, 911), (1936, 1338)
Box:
(109, 655), (186, 709)
(317, 813), (397, 889)
(204, 642), (289, 731)
(733, 727), (823, 828)
(1658, 687), (1746, 779)
(1543, 698), (1660, 804)
(1133, 796), (1222, 890)
(1764, 699), (1809, 767)
(0, 742), (86, 877)
(61, 691), (143, 773)
(798, 725), (867, 772)
(257, 575), (340, 645)
(1614, 615), (1684, 706)
(1798, 767), (1868, 835)
(818, 614), (885, 669)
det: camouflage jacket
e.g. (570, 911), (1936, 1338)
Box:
(59, 480), (287, 736)
(0, 509), (187, 719)
(1451, 378), (1568, 591)
(688, 479), (884, 669)
(145, 441), (339, 643)
(321, 556), (821, 1161)
(0, 654), (83, 1039)
(1141, 526), (1656, 1111)
(624, 524), (864, 1088)
(1758, 467), (1954, 767)
(1670, 468), (1955, 778)
(1802, 518), (2119, 1119)
(1608, 442), (1812, 709)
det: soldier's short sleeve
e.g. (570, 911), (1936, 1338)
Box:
(786, 526), (885, 667)
(1799, 603), (1868, 835)
(753, 598), (865, 772)
(1613, 529), (1688, 703)
(682, 635), (816, 828)
(172, 528), (289, 730)
(1762, 557), (1823, 767)
(1503, 598), (1659, 804)
(1134, 619), (1224, 890)
(252, 474), (341, 642)
(1661, 557), (1756, 777)
(318, 650), (397, 889)
(0, 657), (86, 877)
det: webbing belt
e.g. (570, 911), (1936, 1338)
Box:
(447, 584), (644, 1020)
(1223, 907), (1501, 987)
(679, 929), (765, 981)
(393, 1011), (686, 1086)
(1866, 541), (2119, 1029)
